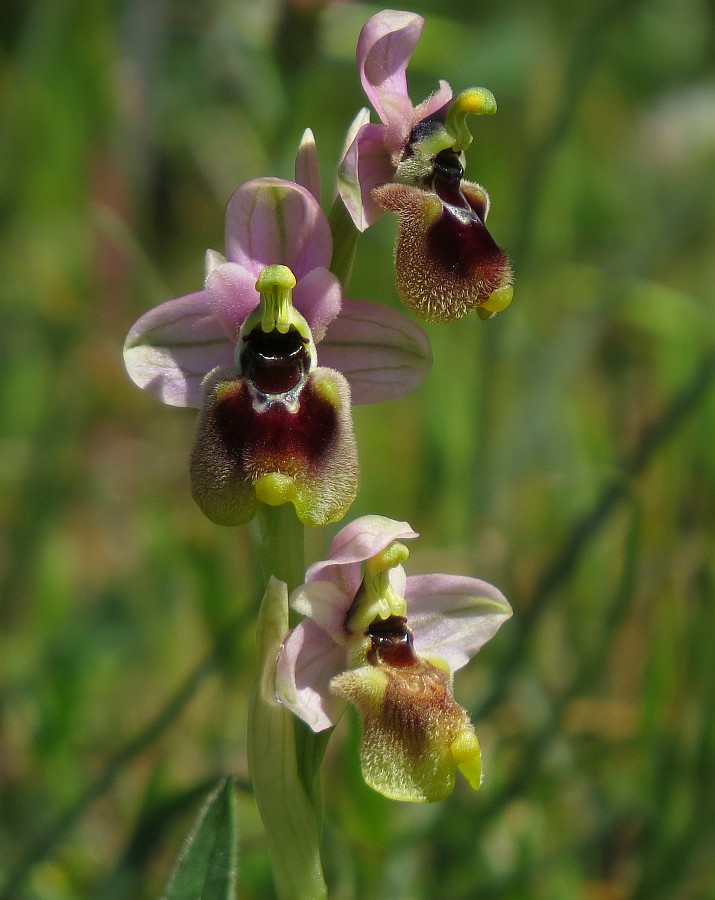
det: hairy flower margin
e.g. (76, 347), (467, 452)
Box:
(338, 9), (513, 323)
(123, 138), (432, 526)
(275, 515), (512, 801)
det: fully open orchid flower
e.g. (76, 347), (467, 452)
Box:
(275, 515), (512, 801)
(124, 174), (432, 525)
(338, 9), (513, 323)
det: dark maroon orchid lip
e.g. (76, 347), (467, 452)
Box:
(213, 377), (340, 471)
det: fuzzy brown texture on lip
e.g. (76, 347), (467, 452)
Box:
(373, 180), (512, 323)
(190, 366), (358, 526)
(331, 653), (475, 802)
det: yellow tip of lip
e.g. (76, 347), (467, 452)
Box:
(481, 284), (513, 314)
(451, 728), (483, 790)
(255, 473), (296, 506)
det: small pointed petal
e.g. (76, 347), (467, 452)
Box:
(413, 79), (453, 121)
(357, 10), (424, 125)
(337, 117), (394, 231)
(225, 177), (333, 278)
(292, 267), (342, 343)
(295, 128), (321, 203)
(406, 574), (512, 672)
(318, 298), (432, 405)
(205, 249), (227, 278)
(275, 618), (348, 732)
(123, 293), (234, 408)
(205, 261), (261, 341)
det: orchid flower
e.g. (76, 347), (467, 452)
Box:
(124, 172), (431, 526)
(338, 9), (513, 323)
(275, 515), (512, 801)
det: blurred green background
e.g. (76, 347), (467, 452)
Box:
(2, 0), (715, 897)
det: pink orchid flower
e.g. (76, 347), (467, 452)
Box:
(275, 515), (512, 801)
(124, 176), (431, 409)
(337, 9), (514, 323)
(124, 164), (433, 526)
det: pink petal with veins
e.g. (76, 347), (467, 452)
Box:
(224, 178), (332, 278)
(338, 120), (394, 230)
(357, 10), (424, 124)
(379, 92), (415, 152)
(306, 515), (418, 599)
(275, 619), (347, 731)
(290, 579), (351, 642)
(123, 292), (234, 408)
(292, 267), (342, 343)
(319, 298), (432, 404)
(205, 262), (260, 341)
(406, 574), (512, 672)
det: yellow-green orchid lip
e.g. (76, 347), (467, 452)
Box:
(330, 654), (480, 802)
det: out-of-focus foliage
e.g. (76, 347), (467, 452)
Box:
(1, 0), (714, 897)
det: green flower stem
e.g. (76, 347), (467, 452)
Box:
(247, 505), (329, 900)
(248, 503), (306, 590)
(328, 195), (360, 290)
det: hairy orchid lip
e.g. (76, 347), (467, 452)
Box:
(427, 200), (503, 279)
(239, 326), (311, 396)
(191, 363), (358, 527)
(212, 378), (340, 471)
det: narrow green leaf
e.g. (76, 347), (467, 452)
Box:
(164, 777), (238, 900)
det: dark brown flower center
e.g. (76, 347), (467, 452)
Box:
(432, 148), (464, 188)
(239, 326), (311, 395)
(367, 616), (419, 669)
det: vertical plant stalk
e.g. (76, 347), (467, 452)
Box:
(244, 169), (361, 898)
(328, 195), (360, 290)
(247, 505), (329, 900)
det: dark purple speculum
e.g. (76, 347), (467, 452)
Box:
(367, 616), (419, 669)
(428, 177), (503, 281)
(239, 326), (311, 396)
